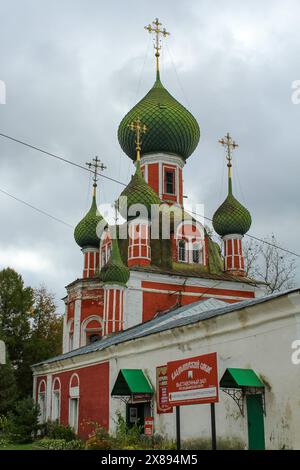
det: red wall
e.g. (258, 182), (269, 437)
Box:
(142, 280), (254, 322)
(52, 362), (109, 439)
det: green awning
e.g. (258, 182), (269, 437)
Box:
(111, 369), (154, 396)
(220, 368), (265, 389)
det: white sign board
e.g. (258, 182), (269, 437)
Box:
(0, 340), (6, 364)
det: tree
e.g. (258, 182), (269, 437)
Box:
(244, 235), (296, 293)
(0, 269), (63, 399)
(0, 358), (18, 414)
(20, 285), (63, 396)
(0, 268), (33, 393)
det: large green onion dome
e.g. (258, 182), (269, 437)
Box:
(212, 177), (251, 237)
(74, 194), (104, 248)
(101, 236), (130, 285)
(118, 75), (200, 160)
(118, 161), (161, 220)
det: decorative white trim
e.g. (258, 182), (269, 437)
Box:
(73, 299), (82, 350)
(80, 315), (103, 347)
(46, 374), (52, 420)
(140, 152), (185, 168)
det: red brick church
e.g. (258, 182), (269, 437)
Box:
(32, 19), (260, 440)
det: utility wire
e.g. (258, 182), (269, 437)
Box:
(0, 132), (126, 187)
(0, 187), (73, 228)
(0, 131), (299, 258)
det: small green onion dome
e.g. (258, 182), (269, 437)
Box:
(74, 195), (104, 248)
(118, 161), (161, 219)
(212, 179), (252, 237)
(118, 75), (200, 160)
(101, 235), (130, 285)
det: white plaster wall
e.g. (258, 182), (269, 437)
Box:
(73, 299), (82, 349)
(109, 292), (300, 450)
(124, 273), (143, 329)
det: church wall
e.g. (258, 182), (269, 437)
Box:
(141, 278), (255, 322)
(52, 361), (109, 439)
(109, 292), (300, 449)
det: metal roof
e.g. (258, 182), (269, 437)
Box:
(32, 287), (299, 368)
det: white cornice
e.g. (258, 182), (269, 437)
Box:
(140, 153), (185, 168)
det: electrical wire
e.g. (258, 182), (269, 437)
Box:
(0, 131), (299, 258)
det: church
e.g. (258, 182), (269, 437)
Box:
(32, 19), (300, 450)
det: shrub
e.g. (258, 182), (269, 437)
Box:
(85, 424), (113, 450)
(40, 421), (77, 441)
(37, 438), (84, 450)
(8, 397), (40, 443)
(113, 412), (145, 450)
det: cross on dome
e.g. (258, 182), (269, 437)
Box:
(128, 117), (148, 161)
(144, 17), (170, 75)
(86, 156), (107, 195)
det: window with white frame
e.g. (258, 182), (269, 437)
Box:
(51, 379), (61, 422)
(69, 398), (79, 433)
(192, 242), (203, 264)
(38, 381), (46, 423)
(178, 240), (186, 262)
(69, 374), (79, 433)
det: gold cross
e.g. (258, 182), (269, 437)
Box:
(218, 132), (238, 166)
(86, 156), (107, 195)
(144, 18), (170, 74)
(128, 117), (148, 161)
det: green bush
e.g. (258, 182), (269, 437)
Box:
(8, 397), (40, 443)
(85, 424), (113, 450)
(40, 421), (77, 441)
(37, 438), (84, 450)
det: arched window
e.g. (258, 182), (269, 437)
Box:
(100, 231), (112, 268)
(38, 380), (47, 423)
(178, 240), (186, 262)
(80, 316), (102, 347)
(69, 374), (79, 433)
(51, 378), (61, 422)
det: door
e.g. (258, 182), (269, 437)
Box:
(246, 394), (265, 450)
(126, 403), (147, 430)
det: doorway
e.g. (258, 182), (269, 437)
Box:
(246, 394), (265, 450)
(126, 402), (151, 431)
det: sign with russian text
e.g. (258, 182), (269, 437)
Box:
(156, 365), (173, 414)
(144, 417), (154, 436)
(167, 353), (219, 406)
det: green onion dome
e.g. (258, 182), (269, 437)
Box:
(212, 178), (251, 237)
(118, 75), (200, 160)
(74, 195), (104, 248)
(101, 236), (130, 285)
(118, 161), (161, 220)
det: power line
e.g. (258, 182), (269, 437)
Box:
(0, 131), (299, 258)
(0, 187), (73, 228)
(0, 132), (126, 187)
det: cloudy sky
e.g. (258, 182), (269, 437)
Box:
(0, 0), (299, 309)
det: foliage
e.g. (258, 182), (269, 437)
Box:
(36, 438), (84, 450)
(0, 359), (17, 415)
(0, 437), (11, 448)
(0, 414), (12, 436)
(244, 235), (296, 293)
(8, 397), (40, 443)
(0, 268), (63, 398)
(112, 411), (148, 450)
(85, 423), (113, 450)
(40, 420), (77, 441)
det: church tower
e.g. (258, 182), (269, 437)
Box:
(74, 157), (106, 278)
(118, 18), (200, 206)
(212, 133), (252, 276)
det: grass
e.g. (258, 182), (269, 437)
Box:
(0, 442), (37, 450)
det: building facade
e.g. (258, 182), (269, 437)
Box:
(32, 20), (300, 450)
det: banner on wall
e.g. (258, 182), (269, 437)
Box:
(156, 365), (173, 414)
